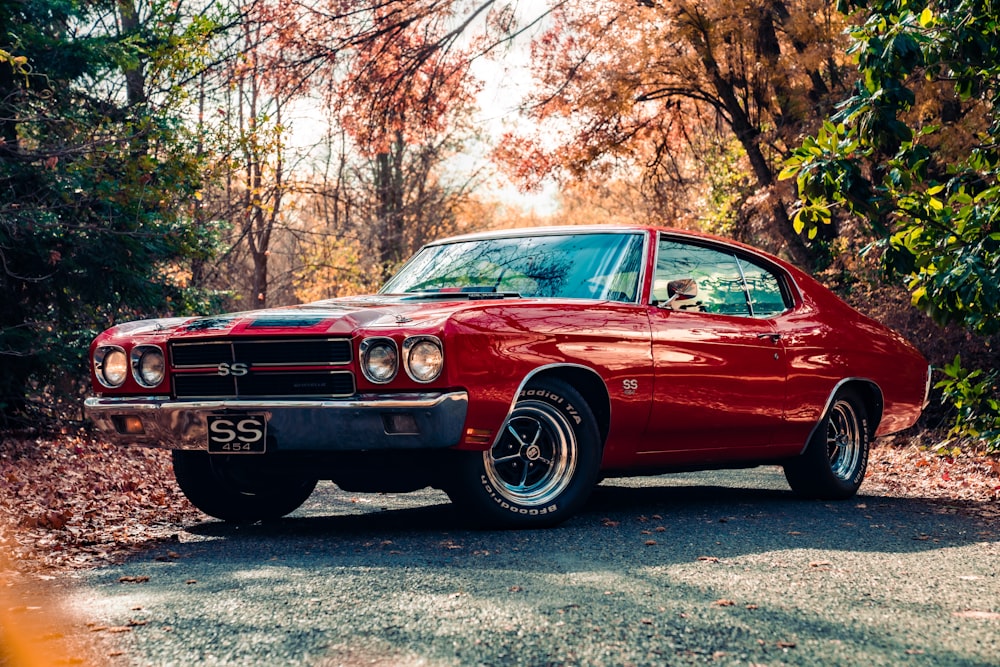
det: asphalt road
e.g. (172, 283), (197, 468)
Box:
(68, 468), (999, 666)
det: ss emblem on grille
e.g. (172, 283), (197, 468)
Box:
(217, 362), (248, 376)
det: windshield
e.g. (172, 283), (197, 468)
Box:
(381, 232), (645, 302)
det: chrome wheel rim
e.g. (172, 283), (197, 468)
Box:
(827, 399), (862, 481)
(484, 400), (578, 507)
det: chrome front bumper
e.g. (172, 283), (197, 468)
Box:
(84, 392), (468, 451)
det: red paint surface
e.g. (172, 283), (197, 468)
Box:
(88, 226), (929, 472)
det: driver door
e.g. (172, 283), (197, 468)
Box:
(639, 238), (791, 462)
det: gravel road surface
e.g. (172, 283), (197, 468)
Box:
(69, 468), (999, 666)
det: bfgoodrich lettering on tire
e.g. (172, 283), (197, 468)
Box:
(447, 377), (602, 528)
(783, 387), (871, 500)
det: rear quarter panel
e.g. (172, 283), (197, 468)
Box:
(775, 267), (927, 441)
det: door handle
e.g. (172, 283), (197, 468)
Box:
(756, 332), (782, 343)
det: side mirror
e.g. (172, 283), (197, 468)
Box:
(661, 278), (702, 311)
(668, 278), (697, 299)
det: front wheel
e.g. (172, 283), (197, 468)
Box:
(783, 388), (871, 500)
(172, 451), (317, 522)
(446, 378), (603, 528)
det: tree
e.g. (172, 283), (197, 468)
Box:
(494, 0), (851, 261)
(184, 0), (505, 303)
(783, 0), (1000, 449)
(0, 1), (222, 422)
(333, 6), (482, 281)
(201, 3), (299, 309)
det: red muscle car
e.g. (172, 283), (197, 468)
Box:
(84, 226), (930, 527)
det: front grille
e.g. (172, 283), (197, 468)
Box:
(171, 341), (232, 367)
(173, 371), (355, 398)
(171, 338), (352, 368)
(170, 338), (356, 398)
(239, 372), (355, 397)
(174, 374), (235, 398)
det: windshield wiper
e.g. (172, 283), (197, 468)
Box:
(395, 289), (522, 301)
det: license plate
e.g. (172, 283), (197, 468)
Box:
(207, 415), (267, 454)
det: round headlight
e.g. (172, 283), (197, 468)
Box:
(133, 346), (165, 387)
(404, 336), (443, 383)
(360, 338), (398, 384)
(99, 347), (128, 388)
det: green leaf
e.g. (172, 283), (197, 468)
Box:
(792, 213), (806, 235)
(778, 163), (801, 181)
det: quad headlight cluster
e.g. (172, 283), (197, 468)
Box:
(94, 345), (165, 389)
(360, 335), (443, 384)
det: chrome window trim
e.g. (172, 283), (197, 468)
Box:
(652, 231), (799, 316)
(381, 229), (649, 305)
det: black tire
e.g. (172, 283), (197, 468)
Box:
(783, 388), (871, 500)
(172, 450), (317, 522)
(446, 377), (603, 528)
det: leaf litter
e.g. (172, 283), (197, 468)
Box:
(0, 430), (997, 575)
(1, 429), (203, 574)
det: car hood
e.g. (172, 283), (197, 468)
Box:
(100, 294), (517, 340)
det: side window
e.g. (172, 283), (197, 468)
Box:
(738, 258), (790, 319)
(653, 240), (750, 317)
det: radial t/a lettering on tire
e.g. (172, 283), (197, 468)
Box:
(447, 377), (603, 528)
(783, 387), (871, 500)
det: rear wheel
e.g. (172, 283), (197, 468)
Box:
(446, 378), (602, 528)
(172, 450), (317, 522)
(783, 388), (871, 500)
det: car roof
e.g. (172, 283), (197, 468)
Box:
(423, 224), (820, 300)
(426, 225), (788, 265)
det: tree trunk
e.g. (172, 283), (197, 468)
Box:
(680, 7), (811, 265)
(374, 132), (407, 281)
(117, 0), (146, 107)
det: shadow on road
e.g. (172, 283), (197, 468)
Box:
(181, 468), (996, 559)
(75, 468), (999, 666)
